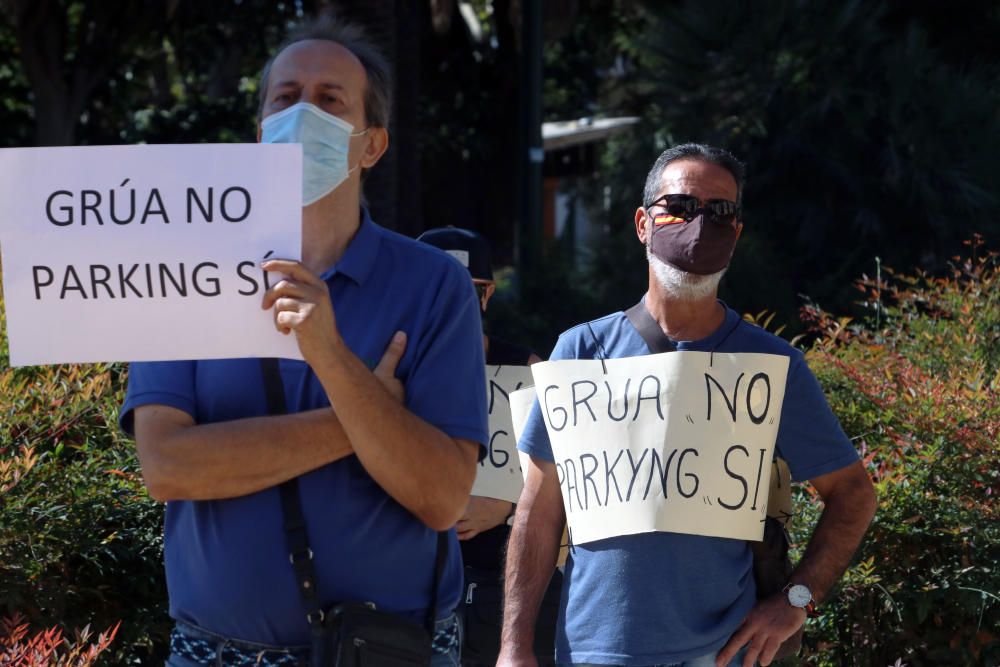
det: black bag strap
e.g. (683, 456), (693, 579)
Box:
(259, 358), (447, 636)
(624, 296), (676, 354)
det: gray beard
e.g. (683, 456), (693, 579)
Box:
(646, 244), (727, 301)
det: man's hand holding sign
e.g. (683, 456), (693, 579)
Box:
(0, 23), (490, 665)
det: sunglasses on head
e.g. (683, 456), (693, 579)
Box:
(646, 194), (740, 226)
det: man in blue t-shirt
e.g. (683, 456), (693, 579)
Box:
(498, 144), (877, 667)
(121, 16), (487, 667)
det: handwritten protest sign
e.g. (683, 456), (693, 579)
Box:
(510, 385), (537, 455)
(530, 351), (789, 544)
(0, 144), (302, 366)
(471, 365), (534, 503)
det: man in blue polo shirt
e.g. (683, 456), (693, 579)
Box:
(121, 16), (486, 667)
(498, 144), (877, 667)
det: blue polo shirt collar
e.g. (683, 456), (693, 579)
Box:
(319, 207), (381, 285)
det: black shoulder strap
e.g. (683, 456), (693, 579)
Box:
(624, 296), (676, 354)
(259, 358), (447, 635)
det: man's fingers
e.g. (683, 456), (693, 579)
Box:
(374, 331), (407, 379)
(262, 259), (324, 287)
(742, 633), (769, 667)
(261, 279), (308, 310)
(716, 621), (753, 667)
(276, 309), (310, 332)
(757, 635), (782, 666)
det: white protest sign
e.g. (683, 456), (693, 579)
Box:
(530, 351), (789, 544)
(511, 385), (537, 483)
(511, 385), (537, 458)
(0, 144), (303, 366)
(471, 365), (535, 503)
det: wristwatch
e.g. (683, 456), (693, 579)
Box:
(783, 583), (819, 618)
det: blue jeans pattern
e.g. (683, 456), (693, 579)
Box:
(166, 614), (461, 667)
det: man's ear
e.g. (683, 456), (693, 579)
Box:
(735, 220), (744, 240)
(256, 124), (262, 143)
(360, 126), (389, 169)
(635, 207), (650, 245)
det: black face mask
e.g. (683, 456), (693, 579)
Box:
(648, 212), (739, 275)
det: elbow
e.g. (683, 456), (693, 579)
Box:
(838, 469), (878, 531)
(135, 443), (183, 502)
(419, 454), (477, 531)
(415, 493), (467, 531)
(143, 480), (173, 503)
(422, 508), (464, 533)
(139, 465), (180, 502)
(861, 476), (878, 524)
(420, 479), (475, 532)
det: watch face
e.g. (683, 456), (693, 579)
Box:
(788, 584), (812, 608)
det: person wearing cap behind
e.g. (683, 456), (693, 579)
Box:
(417, 227), (560, 667)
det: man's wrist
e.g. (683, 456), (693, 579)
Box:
(783, 582), (820, 618)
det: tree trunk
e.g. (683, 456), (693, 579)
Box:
(2, 0), (173, 146)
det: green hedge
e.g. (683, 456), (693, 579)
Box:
(1, 243), (998, 665)
(0, 290), (168, 664)
(790, 240), (999, 666)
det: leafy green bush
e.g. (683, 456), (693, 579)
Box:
(0, 273), (168, 666)
(3, 236), (998, 666)
(792, 238), (1000, 666)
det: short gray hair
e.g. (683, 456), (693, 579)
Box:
(642, 143), (746, 207)
(257, 14), (392, 128)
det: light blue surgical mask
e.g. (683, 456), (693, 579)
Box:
(260, 102), (369, 206)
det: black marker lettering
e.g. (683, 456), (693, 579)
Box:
(192, 262), (221, 297)
(187, 187), (213, 222)
(644, 448), (675, 500)
(32, 266), (54, 299)
(110, 180), (136, 224)
(80, 190), (103, 225)
(141, 188), (169, 224)
(603, 449), (625, 505)
(220, 186), (251, 222)
(46, 190), (73, 226)
(625, 448), (649, 501)
(571, 380), (598, 426)
(677, 448), (699, 498)
(606, 378), (630, 421)
(746, 373), (771, 425)
(60, 265), (87, 299)
(633, 375), (664, 421)
(544, 385), (568, 432)
(236, 261), (259, 295)
(580, 453), (601, 509)
(89, 264), (114, 299)
(705, 372), (744, 422)
(718, 445), (749, 510)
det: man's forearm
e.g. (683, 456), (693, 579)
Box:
(790, 471), (877, 604)
(500, 460), (565, 662)
(312, 340), (478, 530)
(136, 406), (352, 501)
(501, 509), (561, 655)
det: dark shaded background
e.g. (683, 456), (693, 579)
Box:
(2, 0), (998, 353)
